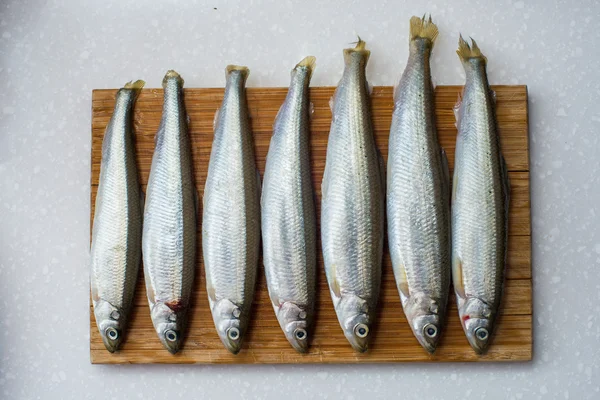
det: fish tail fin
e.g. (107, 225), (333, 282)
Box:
(410, 15), (439, 45)
(343, 36), (370, 65)
(124, 79), (145, 91)
(123, 80), (145, 100)
(294, 56), (316, 81)
(226, 65), (250, 85)
(162, 70), (184, 88)
(456, 35), (487, 65)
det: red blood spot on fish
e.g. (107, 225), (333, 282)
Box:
(462, 315), (470, 322)
(165, 300), (186, 313)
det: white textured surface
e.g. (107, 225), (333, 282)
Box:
(0, 0), (598, 398)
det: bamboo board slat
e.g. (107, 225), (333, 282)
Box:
(90, 85), (531, 364)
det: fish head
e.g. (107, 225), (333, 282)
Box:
(93, 299), (125, 353)
(151, 302), (186, 354)
(404, 296), (443, 353)
(277, 302), (311, 353)
(411, 313), (442, 354)
(212, 299), (244, 354)
(460, 297), (494, 354)
(337, 294), (372, 353)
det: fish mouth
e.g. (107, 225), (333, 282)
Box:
(463, 318), (492, 355)
(220, 326), (243, 355)
(221, 338), (242, 355)
(163, 341), (181, 355)
(101, 335), (122, 353)
(350, 342), (369, 353)
(160, 330), (182, 354)
(466, 333), (490, 355)
(345, 323), (370, 353)
(100, 326), (123, 353)
(411, 317), (441, 354)
(415, 335), (438, 354)
(286, 328), (310, 353)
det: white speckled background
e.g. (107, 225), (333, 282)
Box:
(0, 0), (598, 398)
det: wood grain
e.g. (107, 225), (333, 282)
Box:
(90, 85), (531, 364)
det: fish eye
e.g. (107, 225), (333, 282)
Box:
(294, 328), (307, 340)
(423, 323), (438, 338)
(354, 323), (369, 338)
(165, 329), (178, 342)
(475, 327), (489, 341)
(105, 327), (119, 340)
(227, 327), (240, 341)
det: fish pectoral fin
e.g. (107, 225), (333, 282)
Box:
(451, 168), (458, 204)
(452, 255), (466, 299)
(366, 80), (373, 95)
(146, 281), (156, 305)
(441, 148), (450, 202)
(396, 263), (410, 298)
(194, 190), (200, 215)
(269, 294), (280, 310)
(90, 277), (99, 303)
(256, 169), (262, 204)
(377, 149), (386, 197)
(501, 155), (510, 199)
(213, 107), (220, 130)
(207, 285), (217, 303)
(331, 278), (341, 298)
(329, 264), (341, 298)
(139, 188), (146, 214)
(273, 103), (283, 129)
(453, 92), (463, 128)
(321, 167), (329, 202)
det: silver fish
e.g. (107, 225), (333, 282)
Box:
(261, 56), (317, 353)
(321, 40), (384, 353)
(142, 71), (196, 354)
(452, 37), (510, 354)
(91, 80), (144, 353)
(387, 16), (450, 354)
(202, 65), (260, 354)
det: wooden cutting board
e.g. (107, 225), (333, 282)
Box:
(90, 85), (531, 364)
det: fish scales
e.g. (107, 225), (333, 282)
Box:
(203, 65), (260, 354)
(262, 56), (317, 352)
(142, 71), (196, 354)
(91, 80), (144, 353)
(321, 40), (384, 352)
(452, 37), (510, 354)
(387, 16), (450, 353)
